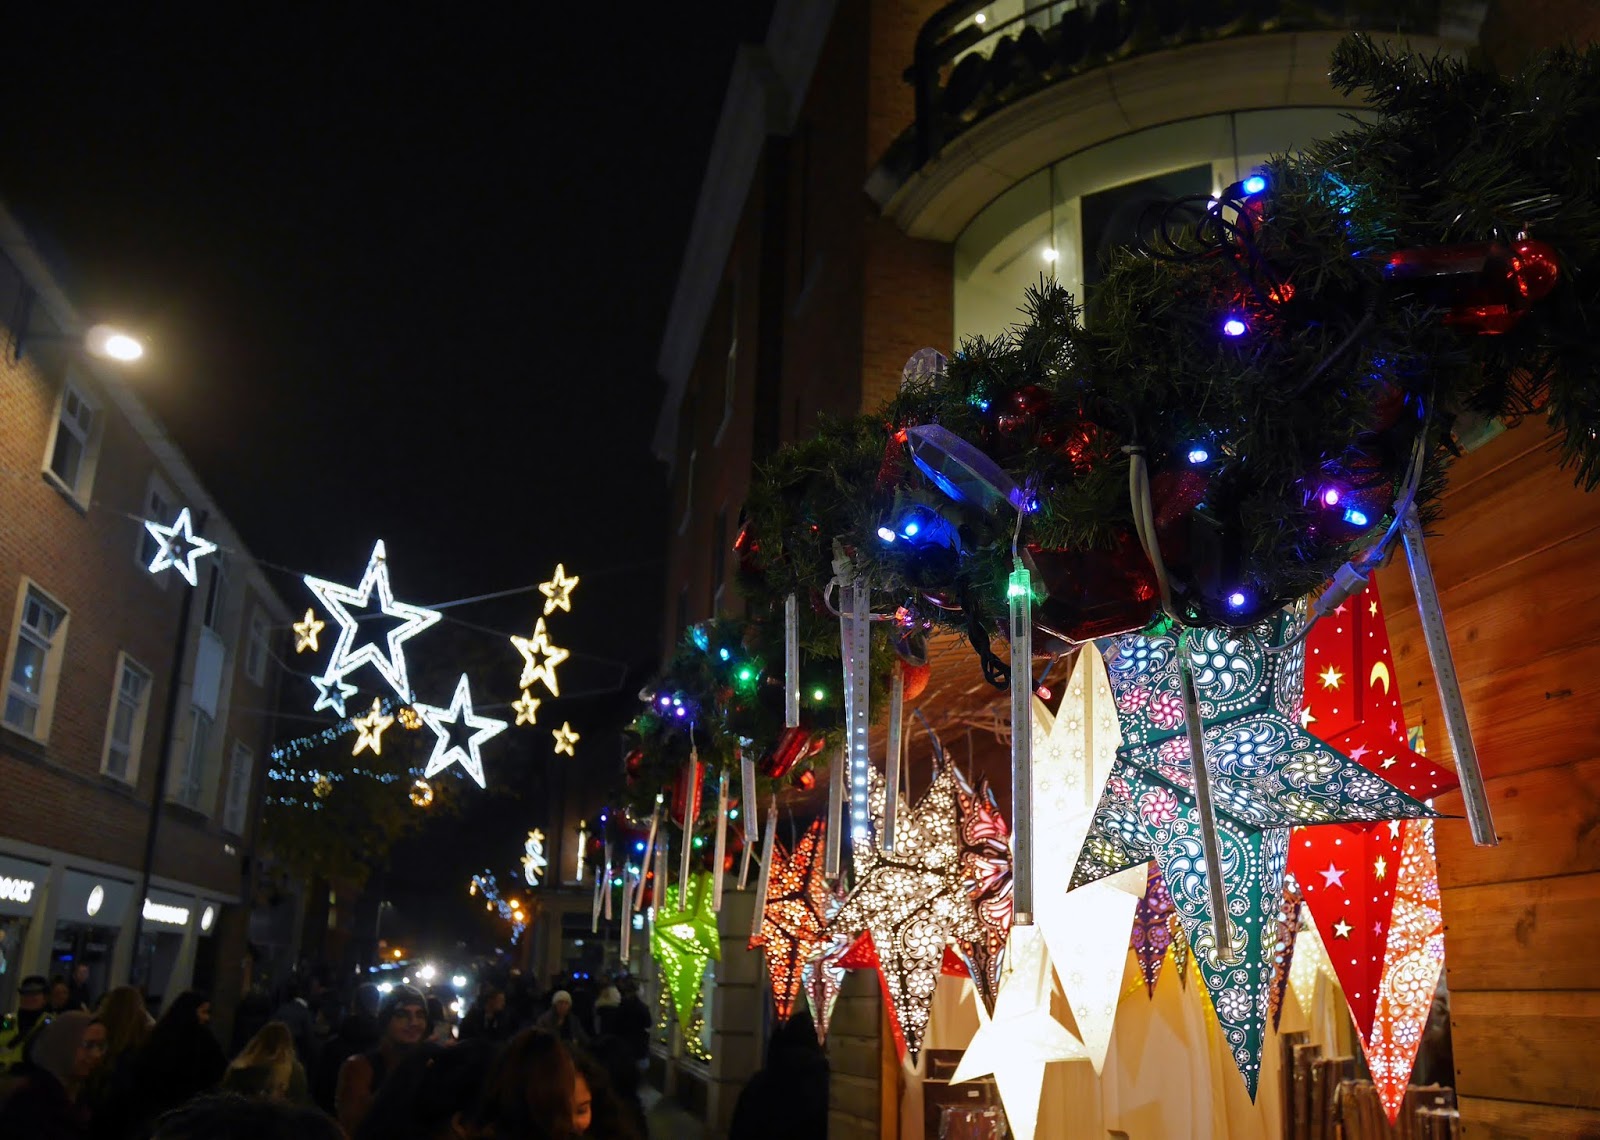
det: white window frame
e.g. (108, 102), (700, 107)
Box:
(41, 373), (103, 508)
(137, 474), (176, 584)
(101, 652), (153, 784)
(222, 741), (254, 836)
(171, 706), (214, 812)
(1, 580), (70, 743)
(244, 606), (270, 686)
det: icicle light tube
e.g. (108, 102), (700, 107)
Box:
(1008, 559), (1035, 924)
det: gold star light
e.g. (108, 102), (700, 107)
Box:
(1318, 665), (1344, 689)
(352, 699), (395, 756)
(1333, 918), (1353, 939)
(539, 563), (580, 615)
(1374, 854), (1388, 880)
(510, 618), (570, 695)
(512, 690), (542, 726)
(552, 722), (580, 756)
(294, 609), (326, 653)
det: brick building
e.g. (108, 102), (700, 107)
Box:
(0, 202), (289, 1027)
(652, 2), (1600, 1137)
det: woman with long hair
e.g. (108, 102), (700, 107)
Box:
(87, 986), (151, 1137)
(131, 990), (229, 1125)
(220, 1021), (311, 1105)
(468, 1029), (576, 1139)
(0, 1011), (108, 1138)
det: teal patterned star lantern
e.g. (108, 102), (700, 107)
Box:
(1069, 606), (1437, 1098)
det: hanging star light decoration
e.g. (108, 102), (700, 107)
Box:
(1030, 650), (1145, 1074)
(522, 829), (548, 886)
(1131, 866), (1176, 998)
(415, 673), (509, 789)
(351, 698), (394, 756)
(511, 617), (570, 696)
(800, 890), (851, 1044)
(830, 763), (982, 1060)
(293, 609), (325, 654)
(951, 773), (1014, 1014)
(551, 722), (580, 756)
(311, 670), (358, 718)
(304, 540), (441, 702)
(1071, 607), (1438, 1098)
(511, 690), (542, 726)
(1289, 581), (1457, 1040)
(751, 820), (832, 1022)
(650, 870), (721, 1030)
(1364, 818), (1445, 1123)
(144, 507), (218, 586)
(1267, 877), (1305, 1032)
(539, 563), (580, 615)
(951, 926), (1087, 1140)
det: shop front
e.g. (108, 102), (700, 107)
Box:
(52, 870), (134, 1004)
(0, 852), (48, 1011)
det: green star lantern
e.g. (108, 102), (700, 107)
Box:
(650, 870), (721, 1031)
(1070, 607), (1437, 1098)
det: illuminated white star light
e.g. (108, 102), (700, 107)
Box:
(311, 671), (358, 718)
(951, 926), (1086, 1140)
(510, 618), (569, 696)
(538, 563), (580, 615)
(144, 507), (218, 587)
(416, 673), (508, 789)
(303, 540), (441, 702)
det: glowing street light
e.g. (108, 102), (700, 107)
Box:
(86, 325), (144, 361)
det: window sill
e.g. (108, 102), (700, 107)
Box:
(0, 723), (49, 760)
(40, 469), (90, 516)
(162, 798), (213, 827)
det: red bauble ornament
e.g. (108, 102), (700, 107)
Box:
(624, 749), (644, 777)
(996, 386), (1052, 441)
(733, 522), (761, 576)
(670, 759), (705, 826)
(1383, 238), (1562, 335)
(901, 662), (932, 702)
(760, 726), (812, 780)
(877, 427), (913, 493)
(1024, 532), (1159, 646)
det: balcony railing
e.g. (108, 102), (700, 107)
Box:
(894, 0), (1453, 177)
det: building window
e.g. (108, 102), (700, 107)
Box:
(678, 449), (697, 537)
(3, 584), (68, 740)
(223, 741), (254, 835)
(137, 478), (175, 573)
(715, 279), (738, 445)
(45, 378), (100, 502)
(173, 708), (213, 811)
(244, 608), (269, 686)
(102, 654), (152, 783)
(711, 506), (727, 614)
(202, 562), (227, 632)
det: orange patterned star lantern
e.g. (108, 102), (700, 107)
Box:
(1364, 818), (1445, 1123)
(1289, 581), (1455, 1038)
(750, 820), (832, 1022)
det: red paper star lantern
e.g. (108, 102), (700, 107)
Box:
(750, 820), (833, 1022)
(1289, 581), (1456, 1038)
(950, 773), (1013, 1013)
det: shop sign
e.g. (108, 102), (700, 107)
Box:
(60, 871), (133, 927)
(0, 854), (49, 917)
(141, 891), (194, 930)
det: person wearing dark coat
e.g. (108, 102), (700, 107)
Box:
(0, 1011), (107, 1139)
(127, 991), (228, 1127)
(268, 982), (316, 1067)
(727, 1009), (829, 1140)
(311, 983), (380, 1113)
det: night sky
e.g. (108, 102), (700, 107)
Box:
(3, 7), (770, 947)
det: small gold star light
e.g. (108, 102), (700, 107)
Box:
(1318, 664), (1344, 689)
(512, 690), (542, 726)
(352, 698), (395, 756)
(294, 609), (326, 653)
(511, 618), (570, 695)
(539, 563), (580, 615)
(552, 722), (580, 756)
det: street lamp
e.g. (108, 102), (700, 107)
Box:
(11, 319), (146, 363)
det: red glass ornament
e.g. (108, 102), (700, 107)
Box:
(794, 767), (817, 791)
(733, 521), (761, 576)
(877, 427), (912, 493)
(760, 726), (812, 780)
(901, 662), (932, 702)
(1383, 238), (1561, 334)
(670, 759), (704, 826)
(1010, 385), (1051, 417)
(1024, 532), (1159, 646)
(624, 749), (644, 777)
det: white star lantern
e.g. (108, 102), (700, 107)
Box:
(416, 673), (508, 789)
(952, 926), (1086, 1140)
(144, 507), (218, 586)
(311, 670), (358, 718)
(303, 540), (441, 702)
(1030, 649), (1145, 1074)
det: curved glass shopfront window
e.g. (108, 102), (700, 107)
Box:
(954, 108), (1362, 338)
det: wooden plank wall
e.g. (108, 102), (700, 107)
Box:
(1377, 420), (1600, 1139)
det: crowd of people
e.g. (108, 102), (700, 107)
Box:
(0, 967), (660, 1139)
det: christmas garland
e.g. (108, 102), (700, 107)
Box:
(621, 37), (1600, 822)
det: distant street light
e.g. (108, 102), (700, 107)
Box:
(87, 325), (145, 361)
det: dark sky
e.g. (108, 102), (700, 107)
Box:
(2, 7), (769, 938)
